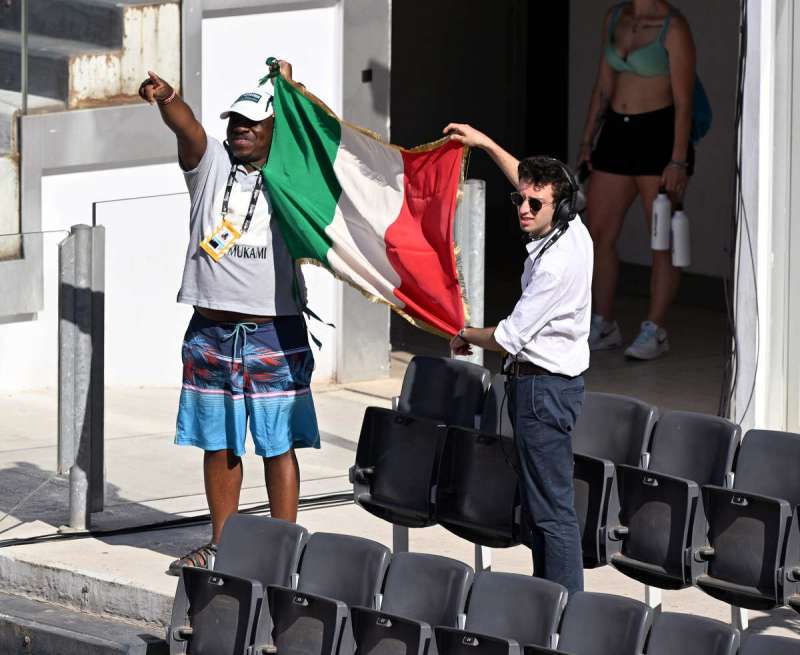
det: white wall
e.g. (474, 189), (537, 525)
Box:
(0, 164), (186, 392)
(201, 4), (343, 381)
(568, 0), (739, 278)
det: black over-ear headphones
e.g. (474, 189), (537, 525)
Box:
(545, 157), (586, 224)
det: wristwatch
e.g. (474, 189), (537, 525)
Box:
(458, 327), (468, 341)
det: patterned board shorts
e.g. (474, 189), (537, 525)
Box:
(175, 312), (320, 457)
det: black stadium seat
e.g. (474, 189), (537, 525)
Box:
(436, 571), (567, 655)
(435, 426), (522, 547)
(350, 408), (447, 528)
(608, 411), (739, 590)
(268, 532), (391, 655)
(397, 355), (491, 428)
(644, 612), (739, 655)
(696, 429), (800, 611)
(479, 374), (514, 436)
(168, 515), (307, 655)
(739, 634), (800, 655)
(351, 553), (473, 655)
(571, 392), (657, 567)
(523, 592), (652, 655)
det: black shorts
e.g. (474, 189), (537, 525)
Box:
(591, 105), (695, 177)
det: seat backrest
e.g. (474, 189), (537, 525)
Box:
(480, 374), (514, 436)
(648, 411), (739, 485)
(465, 571), (567, 647)
(215, 514), (307, 587)
(380, 552), (473, 626)
(297, 533), (391, 607)
(398, 356), (490, 428)
(572, 393), (657, 466)
(740, 634), (800, 655)
(557, 592), (652, 655)
(733, 429), (800, 505)
(645, 612), (739, 655)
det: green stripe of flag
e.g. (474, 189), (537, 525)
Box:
(262, 76), (342, 265)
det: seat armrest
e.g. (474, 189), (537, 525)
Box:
(349, 464), (375, 484)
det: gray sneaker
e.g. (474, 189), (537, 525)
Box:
(625, 321), (669, 360)
(589, 314), (623, 351)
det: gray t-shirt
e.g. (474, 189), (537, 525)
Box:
(177, 137), (304, 316)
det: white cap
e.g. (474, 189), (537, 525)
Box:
(220, 85), (274, 121)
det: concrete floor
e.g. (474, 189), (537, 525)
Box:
(0, 304), (797, 641)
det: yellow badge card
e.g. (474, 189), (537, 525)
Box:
(199, 218), (241, 262)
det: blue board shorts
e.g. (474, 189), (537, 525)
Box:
(175, 312), (320, 457)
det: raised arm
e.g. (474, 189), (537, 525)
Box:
(577, 8), (616, 169)
(139, 71), (207, 171)
(443, 123), (520, 187)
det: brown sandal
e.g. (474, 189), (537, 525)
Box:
(167, 542), (217, 576)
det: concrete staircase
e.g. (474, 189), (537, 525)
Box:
(0, 0), (180, 108)
(0, 0), (180, 257)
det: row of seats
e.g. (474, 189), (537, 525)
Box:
(167, 514), (799, 655)
(350, 356), (800, 616)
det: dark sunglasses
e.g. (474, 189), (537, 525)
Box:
(510, 192), (554, 213)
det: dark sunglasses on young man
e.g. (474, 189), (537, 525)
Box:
(509, 192), (554, 214)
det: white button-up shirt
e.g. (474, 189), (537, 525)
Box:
(493, 217), (593, 377)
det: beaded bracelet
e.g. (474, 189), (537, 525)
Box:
(668, 159), (689, 169)
(158, 89), (177, 106)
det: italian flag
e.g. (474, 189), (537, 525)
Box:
(262, 76), (467, 337)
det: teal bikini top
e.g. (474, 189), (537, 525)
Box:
(605, 2), (674, 78)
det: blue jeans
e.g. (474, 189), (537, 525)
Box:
(507, 373), (585, 596)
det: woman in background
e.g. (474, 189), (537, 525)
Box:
(578, 0), (695, 360)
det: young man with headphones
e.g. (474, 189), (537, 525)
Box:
(445, 123), (593, 595)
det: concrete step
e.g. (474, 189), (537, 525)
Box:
(0, 591), (167, 654)
(0, 1), (179, 108)
(0, 0), (177, 49)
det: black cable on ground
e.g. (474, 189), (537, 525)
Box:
(0, 490), (354, 550)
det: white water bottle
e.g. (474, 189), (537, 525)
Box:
(651, 187), (671, 251)
(671, 204), (691, 267)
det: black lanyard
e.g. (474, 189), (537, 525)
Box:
(221, 164), (263, 233)
(531, 222), (569, 269)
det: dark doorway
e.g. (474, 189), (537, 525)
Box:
(389, 0), (571, 366)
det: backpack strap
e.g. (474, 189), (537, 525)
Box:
(659, 7), (679, 44)
(608, 2), (629, 40)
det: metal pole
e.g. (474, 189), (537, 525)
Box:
(58, 224), (105, 530)
(453, 180), (488, 573)
(454, 179), (486, 366)
(20, 0), (28, 116)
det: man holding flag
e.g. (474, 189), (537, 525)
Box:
(445, 123), (592, 596)
(139, 61), (320, 575)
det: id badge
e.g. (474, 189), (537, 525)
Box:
(199, 217), (241, 262)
